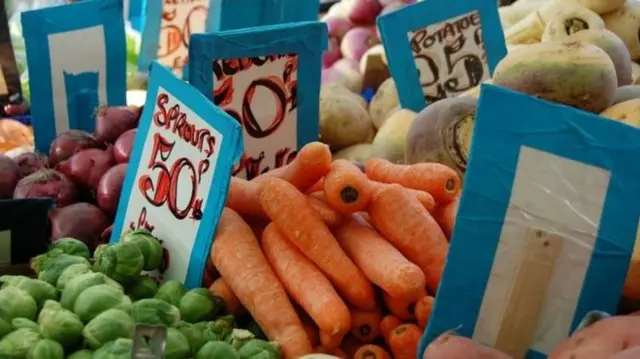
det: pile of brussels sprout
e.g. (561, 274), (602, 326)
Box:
(0, 231), (281, 359)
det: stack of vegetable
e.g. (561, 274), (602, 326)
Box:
(0, 234), (281, 359)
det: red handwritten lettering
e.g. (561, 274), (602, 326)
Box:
(159, 2), (207, 71)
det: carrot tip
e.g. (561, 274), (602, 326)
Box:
(359, 325), (372, 336)
(340, 186), (360, 204)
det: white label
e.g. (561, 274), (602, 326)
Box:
(212, 55), (299, 180)
(407, 11), (489, 103)
(48, 25), (108, 133)
(0, 65), (7, 96)
(0, 230), (10, 265)
(473, 146), (611, 354)
(118, 87), (223, 283)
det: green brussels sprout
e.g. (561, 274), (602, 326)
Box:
(56, 263), (92, 291)
(195, 341), (239, 359)
(93, 242), (144, 284)
(202, 316), (235, 342)
(0, 328), (41, 358)
(132, 298), (180, 327)
(154, 280), (185, 306)
(27, 339), (64, 359)
(121, 229), (164, 271)
(165, 327), (191, 359)
(38, 300), (84, 347)
(93, 338), (133, 359)
(179, 288), (219, 323)
(30, 249), (65, 274)
(177, 321), (204, 355)
(67, 349), (94, 359)
(0, 275), (58, 309)
(246, 320), (267, 340)
(0, 287), (37, 320)
(74, 284), (133, 322)
(50, 238), (91, 259)
(60, 272), (122, 310)
(125, 275), (158, 300)
(38, 254), (90, 286)
(237, 339), (281, 359)
(225, 329), (255, 350)
(11, 318), (38, 331)
(0, 307), (11, 339)
(83, 309), (134, 349)
(93, 244), (108, 262)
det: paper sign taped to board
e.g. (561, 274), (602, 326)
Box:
(377, 0), (506, 112)
(110, 62), (243, 289)
(0, 0), (23, 110)
(206, 0), (319, 32)
(138, 0), (209, 78)
(421, 85), (640, 359)
(21, 0), (127, 153)
(189, 21), (327, 180)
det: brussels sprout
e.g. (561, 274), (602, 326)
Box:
(0, 276), (58, 309)
(93, 244), (108, 262)
(165, 327), (191, 359)
(0, 307), (11, 339)
(195, 341), (239, 359)
(246, 320), (267, 340)
(60, 272), (122, 310)
(121, 229), (164, 271)
(226, 329), (255, 350)
(179, 288), (219, 323)
(237, 339), (281, 359)
(38, 300), (84, 347)
(177, 321), (204, 355)
(0, 328), (41, 358)
(74, 284), (133, 322)
(125, 275), (158, 300)
(0, 287), (37, 320)
(154, 280), (185, 306)
(132, 298), (180, 327)
(50, 238), (91, 259)
(30, 249), (65, 274)
(93, 338), (133, 359)
(202, 316), (235, 342)
(27, 338), (64, 359)
(83, 309), (134, 349)
(67, 349), (94, 359)
(12, 318), (38, 331)
(38, 254), (90, 286)
(56, 263), (92, 291)
(93, 242), (145, 284)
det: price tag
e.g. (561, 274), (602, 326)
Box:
(0, 198), (54, 266)
(138, 0), (210, 78)
(205, 0), (319, 32)
(421, 85), (640, 359)
(110, 62), (243, 289)
(0, 0), (23, 109)
(21, 0), (127, 153)
(189, 21), (327, 180)
(377, 0), (506, 112)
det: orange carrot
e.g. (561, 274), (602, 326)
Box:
(371, 181), (435, 212)
(432, 195), (460, 239)
(341, 334), (364, 358)
(388, 324), (423, 359)
(319, 330), (343, 350)
(335, 216), (426, 302)
(415, 295), (435, 329)
(254, 141), (332, 192)
(383, 292), (417, 321)
(354, 344), (392, 359)
(364, 158), (461, 203)
(208, 277), (243, 315)
(261, 223), (351, 341)
(323, 159), (373, 213)
(202, 269), (214, 288)
(380, 315), (402, 344)
(368, 184), (448, 293)
(350, 307), (382, 343)
(315, 346), (348, 359)
(226, 177), (266, 219)
(306, 195), (344, 229)
(307, 177), (325, 193)
(259, 178), (376, 310)
(300, 314), (320, 347)
(210, 208), (312, 358)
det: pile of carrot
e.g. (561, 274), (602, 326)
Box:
(208, 142), (462, 359)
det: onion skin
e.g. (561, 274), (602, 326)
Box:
(49, 202), (110, 250)
(0, 154), (20, 198)
(113, 129), (136, 164)
(97, 163), (128, 215)
(13, 169), (78, 207)
(56, 148), (115, 190)
(48, 130), (103, 167)
(94, 106), (139, 144)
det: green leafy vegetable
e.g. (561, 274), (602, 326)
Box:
(38, 254), (90, 286)
(165, 327), (191, 359)
(131, 298), (180, 327)
(0, 276), (58, 309)
(60, 272), (122, 310)
(67, 349), (94, 359)
(202, 316), (235, 342)
(0, 287), (37, 320)
(93, 242), (144, 284)
(177, 321), (204, 355)
(73, 284), (132, 322)
(226, 329), (255, 350)
(0, 307), (12, 339)
(27, 339), (64, 359)
(196, 341), (240, 359)
(154, 280), (185, 306)
(83, 309), (134, 349)
(0, 328), (40, 358)
(38, 300), (84, 348)
(179, 288), (219, 323)
(121, 229), (164, 271)
(56, 263), (92, 291)
(11, 318), (37, 331)
(93, 338), (133, 359)
(50, 238), (91, 259)
(237, 339), (281, 359)
(126, 275), (158, 300)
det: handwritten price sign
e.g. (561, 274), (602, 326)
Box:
(377, 0), (507, 112)
(189, 21), (327, 179)
(205, 0), (319, 32)
(110, 63), (243, 289)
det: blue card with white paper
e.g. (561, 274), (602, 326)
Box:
(206, 0), (319, 32)
(421, 85), (640, 359)
(110, 62), (243, 290)
(189, 21), (327, 180)
(377, 0), (506, 112)
(21, 0), (126, 153)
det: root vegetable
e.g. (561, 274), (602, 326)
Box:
(540, 5), (603, 42)
(568, 0), (626, 15)
(614, 85), (640, 104)
(370, 109), (417, 164)
(341, 27), (380, 63)
(96, 163), (127, 214)
(113, 129), (136, 164)
(49, 202), (110, 250)
(13, 169), (77, 206)
(358, 44), (387, 75)
(344, 0), (382, 25)
(319, 84), (373, 150)
(94, 106), (139, 143)
(600, 99), (640, 126)
(423, 333), (512, 359)
(499, 0), (551, 30)
(603, 1), (640, 60)
(368, 78), (399, 129)
(332, 144), (372, 162)
(322, 59), (364, 93)
(0, 154), (20, 198)
(48, 130), (103, 167)
(325, 17), (354, 40)
(56, 148), (115, 189)
(14, 152), (48, 178)
(323, 37), (343, 68)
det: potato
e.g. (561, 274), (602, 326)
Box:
(423, 333), (512, 359)
(368, 77), (399, 129)
(319, 84), (373, 150)
(370, 109), (417, 163)
(332, 143), (372, 162)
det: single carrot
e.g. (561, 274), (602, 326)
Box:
(254, 141), (333, 192)
(208, 277), (243, 315)
(371, 181), (435, 212)
(307, 177), (325, 193)
(354, 344), (392, 359)
(259, 178), (376, 310)
(380, 315), (402, 345)
(202, 269), (214, 288)
(388, 324), (423, 359)
(415, 295), (436, 329)
(315, 346), (348, 359)
(368, 184), (448, 293)
(323, 159), (373, 213)
(341, 334), (364, 358)
(306, 195), (344, 229)
(350, 307), (383, 343)
(383, 292), (417, 321)
(226, 177), (266, 219)
(319, 330), (343, 350)
(210, 208), (312, 358)
(364, 158), (461, 203)
(261, 223), (351, 341)
(335, 216), (426, 302)
(432, 195), (460, 240)
(357, 211), (372, 224)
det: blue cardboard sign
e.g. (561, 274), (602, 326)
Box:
(377, 0), (506, 112)
(188, 21), (327, 180)
(110, 62), (243, 289)
(205, 0), (319, 32)
(421, 85), (640, 358)
(138, 0), (210, 78)
(127, 0), (143, 31)
(21, 0), (127, 153)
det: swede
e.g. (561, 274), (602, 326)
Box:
(567, 0), (626, 15)
(499, 0), (551, 30)
(603, 1), (640, 60)
(540, 5), (604, 42)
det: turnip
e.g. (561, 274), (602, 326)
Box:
(341, 27), (380, 62)
(113, 129), (136, 164)
(48, 130), (103, 167)
(323, 37), (343, 68)
(568, 0), (626, 15)
(505, 1), (592, 44)
(94, 105), (139, 144)
(322, 59), (364, 93)
(56, 148), (115, 190)
(499, 0), (550, 30)
(13, 169), (78, 207)
(14, 152), (48, 178)
(603, 1), (640, 60)
(49, 202), (110, 250)
(96, 163), (127, 215)
(325, 17), (354, 40)
(540, 5), (604, 42)
(423, 333), (512, 359)
(344, 0), (382, 25)
(0, 154), (20, 198)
